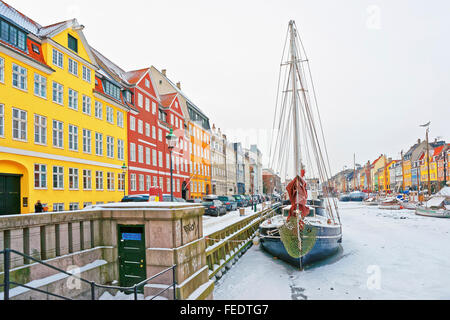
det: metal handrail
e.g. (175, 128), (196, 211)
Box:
(1, 248), (177, 301)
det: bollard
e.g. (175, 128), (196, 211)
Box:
(3, 249), (10, 300)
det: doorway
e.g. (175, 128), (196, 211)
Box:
(0, 174), (21, 216)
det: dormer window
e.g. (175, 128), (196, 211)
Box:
(124, 90), (132, 104)
(31, 43), (40, 54)
(68, 34), (78, 53)
(0, 19), (27, 51)
(103, 80), (121, 100)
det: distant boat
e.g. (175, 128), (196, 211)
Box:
(339, 194), (351, 202)
(349, 191), (367, 202)
(379, 197), (403, 210)
(415, 187), (450, 218)
(363, 197), (379, 206)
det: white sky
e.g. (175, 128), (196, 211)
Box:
(9, 0), (450, 175)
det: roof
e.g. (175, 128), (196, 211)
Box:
(432, 145), (445, 157)
(371, 155), (383, 166)
(160, 93), (177, 109)
(91, 47), (130, 86)
(124, 68), (149, 85)
(0, 0), (41, 34)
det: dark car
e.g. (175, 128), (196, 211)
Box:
(202, 200), (227, 216)
(232, 195), (246, 208)
(121, 195), (148, 202)
(218, 196), (238, 211)
(187, 199), (203, 203)
(243, 195), (253, 206)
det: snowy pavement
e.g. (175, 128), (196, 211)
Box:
(213, 201), (450, 300)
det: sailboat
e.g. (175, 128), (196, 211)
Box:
(259, 21), (343, 269)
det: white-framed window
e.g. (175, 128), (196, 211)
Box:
(52, 49), (63, 69)
(167, 178), (170, 193)
(146, 147), (151, 165)
(52, 120), (63, 148)
(82, 95), (91, 115)
(139, 174), (145, 191)
(53, 166), (64, 190)
(68, 89), (78, 110)
(107, 172), (115, 191)
(158, 151), (163, 168)
(117, 139), (124, 160)
(34, 164), (47, 189)
(69, 168), (79, 190)
(107, 136), (114, 158)
(0, 104), (4, 137)
(170, 114), (174, 125)
(12, 63), (27, 91)
(153, 176), (158, 187)
(68, 124), (78, 151)
(144, 123), (150, 137)
(12, 108), (27, 141)
(83, 169), (92, 190)
(138, 93), (143, 108)
(145, 98), (150, 112)
(106, 106), (114, 123)
(130, 174), (137, 191)
(166, 154), (170, 169)
(95, 132), (103, 156)
(130, 116), (135, 131)
(146, 175), (151, 191)
(53, 203), (64, 212)
(69, 203), (79, 211)
(95, 101), (102, 119)
(138, 119), (143, 134)
(159, 177), (164, 191)
(52, 81), (63, 105)
(117, 111), (124, 128)
(68, 58), (78, 76)
(152, 126), (156, 139)
(0, 57), (4, 83)
(34, 73), (47, 98)
(118, 173), (125, 191)
(152, 149), (157, 166)
(152, 101), (156, 114)
(158, 129), (162, 142)
(138, 145), (144, 163)
(145, 79), (150, 88)
(34, 114), (47, 145)
(82, 129), (91, 154)
(95, 171), (104, 190)
(82, 66), (91, 82)
(130, 143), (136, 162)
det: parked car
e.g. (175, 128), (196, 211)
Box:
(201, 200), (227, 216)
(218, 196), (238, 211)
(121, 195), (148, 202)
(232, 195), (246, 207)
(203, 195), (219, 201)
(187, 199), (203, 203)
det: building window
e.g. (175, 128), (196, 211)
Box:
(146, 147), (151, 165)
(0, 104), (4, 137)
(152, 126), (156, 139)
(158, 129), (162, 142)
(12, 108), (27, 141)
(68, 34), (78, 52)
(130, 116), (135, 131)
(68, 125), (78, 151)
(166, 154), (170, 169)
(138, 145), (144, 163)
(68, 89), (78, 110)
(82, 95), (91, 115)
(83, 169), (92, 190)
(0, 57), (4, 83)
(139, 174), (145, 191)
(12, 63), (27, 91)
(145, 98), (150, 112)
(69, 168), (79, 190)
(34, 74), (47, 98)
(53, 203), (64, 212)
(106, 106), (114, 123)
(145, 123), (150, 137)
(118, 173), (125, 191)
(117, 111), (124, 128)
(52, 120), (63, 148)
(103, 80), (121, 100)
(69, 203), (79, 211)
(153, 176), (157, 187)
(145, 79), (150, 88)
(95, 132), (103, 156)
(107, 172), (115, 191)
(138, 119), (143, 134)
(167, 178), (170, 193)
(130, 174), (137, 191)
(95, 101), (103, 119)
(95, 171), (104, 190)
(130, 143), (136, 162)
(53, 166), (64, 189)
(160, 177), (164, 192)
(152, 101), (156, 114)
(34, 114), (47, 145)
(82, 129), (91, 154)
(138, 93), (143, 108)
(52, 81), (64, 105)
(118, 139), (124, 160)
(158, 151), (163, 168)
(68, 58), (78, 76)
(34, 164), (47, 189)
(52, 49), (63, 69)
(152, 149), (157, 166)
(146, 176), (151, 191)
(107, 136), (114, 158)
(82, 66), (91, 83)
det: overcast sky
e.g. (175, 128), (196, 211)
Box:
(9, 0), (450, 175)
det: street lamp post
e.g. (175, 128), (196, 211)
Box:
(121, 163), (128, 197)
(166, 128), (178, 202)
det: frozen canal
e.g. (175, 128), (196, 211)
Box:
(213, 201), (450, 300)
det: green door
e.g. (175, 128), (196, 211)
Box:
(0, 174), (21, 216)
(118, 225), (147, 291)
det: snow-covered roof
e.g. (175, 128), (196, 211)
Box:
(0, 0), (41, 34)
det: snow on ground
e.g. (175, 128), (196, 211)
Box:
(213, 201), (450, 300)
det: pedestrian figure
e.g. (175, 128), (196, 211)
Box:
(35, 200), (44, 213)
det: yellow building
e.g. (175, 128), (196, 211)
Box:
(0, 10), (128, 214)
(370, 155), (387, 192)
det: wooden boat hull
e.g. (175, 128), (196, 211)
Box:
(260, 224), (342, 267)
(415, 207), (450, 218)
(379, 205), (402, 210)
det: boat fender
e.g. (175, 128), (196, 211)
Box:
(327, 219), (332, 225)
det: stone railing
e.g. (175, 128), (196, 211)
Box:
(205, 203), (280, 281)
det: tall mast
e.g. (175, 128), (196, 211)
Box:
(290, 21), (301, 177)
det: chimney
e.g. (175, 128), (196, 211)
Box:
(176, 82), (181, 90)
(418, 139), (421, 144)
(162, 69), (167, 76)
